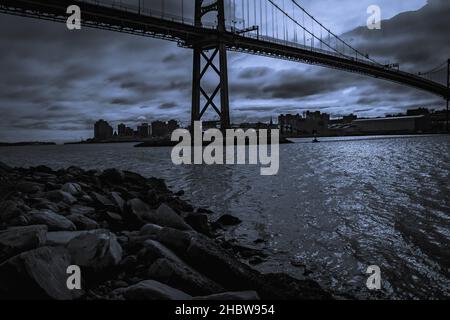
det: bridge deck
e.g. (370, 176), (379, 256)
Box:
(1, 0), (449, 99)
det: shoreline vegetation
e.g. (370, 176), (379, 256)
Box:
(0, 142), (56, 147)
(0, 162), (332, 300)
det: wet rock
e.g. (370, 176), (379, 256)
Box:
(148, 203), (192, 231)
(155, 227), (193, 254)
(70, 205), (95, 216)
(146, 189), (159, 206)
(117, 280), (192, 300)
(100, 168), (124, 184)
(119, 255), (138, 272)
(28, 209), (76, 231)
(194, 291), (260, 300)
(139, 223), (163, 236)
(42, 190), (77, 205)
(0, 246), (84, 300)
(141, 239), (186, 265)
(106, 211), (123, 222)
(67, 231), (123, 270)
(32, 198), (60, 212)
(91, 192), (115, 209)
(126, 198), (152, 222)
(61, 182), (82, 196)
(0, 225), (47, 262)
(110, 192), (125, 213)
(46, 230), (90, 246)
(66, 214), (99, 230)
(216, 214), (242, 226)
(0, 200), (23, 222)
(147, 258), (224, 296)
(184, 212), (211, 236)
(16, 181), (43, 194)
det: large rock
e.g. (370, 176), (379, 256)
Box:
(0, 200), (23, 222)
(46, 231), (90, 246)
(110, 192), (125, 213)
(69, 205), (95, 216)
(100, 168), (124, 184)
(16, 181), (44, 194)
(0, 225), (47, 262)
(193, 291), (260, 300)
(148, 203), (192, 231)
(0, 246), (84, 300)
(42, 190), (77, 205)
(61, 182), (82, 196)
(67, 231), (123, 270)
(141, 239), (187, 265)
(126, 198), (152, 222)
(139, 223), (163, 236)
(91, 192), (115, 210)
(28, 209), (76, 231)
(147, 258), (224, 296)
(216, 214), (242, 226)
(118, 280), (191, 300)
(66, 214), (99, 230)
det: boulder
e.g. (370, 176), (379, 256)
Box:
(28, 209), (76, 231)
(61, 182), (82, 196)
(148, 203), (192, 231)
(0, 225), (47, 262)
(0, 246), (84, 300)
(0, 200), (23, 222)
(126, 198), (152, 222)
(43, 190), (77, 205)
(184, 212), (211, 235)
(118, 280), (192, 300)
(66, 214), (99, 230)
(193, 291), (260, 300)
(67, 231), (123, 270)
(46, 231), (90, 246)
(69, 205), (95, 216)
(216, 214), (242, 226)
(91, 192), (115, 209)
(110, 192), (125, 213)
(100, 169), (124, 184)
(141, 239), (186, 265)
(16, 181), (43, 194)
(147, 258), (224, 296)
(139, 223), (163, 236)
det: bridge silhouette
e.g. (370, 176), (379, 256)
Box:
(1, 0), (449, 129)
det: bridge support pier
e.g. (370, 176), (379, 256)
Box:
(192, 0), (230, 130)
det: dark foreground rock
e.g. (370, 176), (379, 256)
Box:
(0, 162), (332, 300)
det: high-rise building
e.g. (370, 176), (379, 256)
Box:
(138, 123), (150, 138)
(94, 119), (113, 141)
(167, 120), (179, 133)
(118, 123), (126, 137)
(151, 121), (168, 137)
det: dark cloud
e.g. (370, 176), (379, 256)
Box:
(0, 0), (448, 141)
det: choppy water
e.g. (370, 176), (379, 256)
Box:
(1, 135), (449, 299)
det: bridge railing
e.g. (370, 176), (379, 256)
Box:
(75, 0), (440, 86)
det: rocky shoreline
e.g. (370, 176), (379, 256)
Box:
(0, 161), (331, 300)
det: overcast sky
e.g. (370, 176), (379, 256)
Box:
(0, 0), (449, 142)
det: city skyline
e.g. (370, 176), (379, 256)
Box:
(0, 0), (449, 142)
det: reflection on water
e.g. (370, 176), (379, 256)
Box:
(1, 135), (449, 299)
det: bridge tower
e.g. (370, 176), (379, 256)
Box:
(192, 0), (230, 130)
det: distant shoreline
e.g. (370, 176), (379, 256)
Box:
(0, 142), (56, 147)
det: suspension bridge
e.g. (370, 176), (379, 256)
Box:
(1, 0), (449, 129)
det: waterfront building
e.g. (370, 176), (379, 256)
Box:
(352, 115), (431, 134)
(94, 119), (113, 141)
(138, 123), (150, 138)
